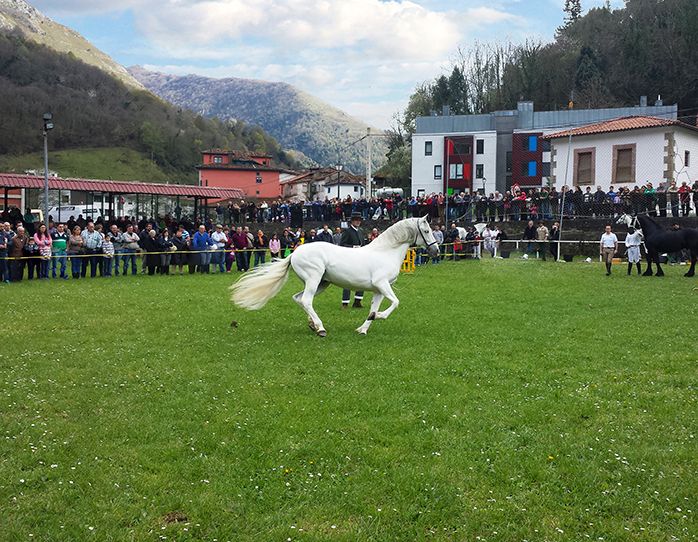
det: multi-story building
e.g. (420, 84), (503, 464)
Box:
(544, 116), (698, 191)
(197, 149), (296, 199)
(411, 100), (677, 196)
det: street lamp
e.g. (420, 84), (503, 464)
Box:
(42, 113), (54, 226)
(335, 164), (343, 199)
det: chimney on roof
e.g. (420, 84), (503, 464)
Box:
(639, 95), (647, 107)
(655, 95), (663, 106)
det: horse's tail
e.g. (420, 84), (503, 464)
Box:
(230, 256), (293, 310)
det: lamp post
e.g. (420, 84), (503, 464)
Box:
(335, 164), (343, 199)
(42, 113), (53, 226)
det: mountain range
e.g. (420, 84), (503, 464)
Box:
(129, 67), (386, 175)
(0, 0), (142, 90)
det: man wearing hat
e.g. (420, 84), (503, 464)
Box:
(340, 211), (366, 308)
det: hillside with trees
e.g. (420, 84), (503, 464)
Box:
(380, 0), (698, 188)
(0, 31), (298, 181)
(130, 67), (387, 175)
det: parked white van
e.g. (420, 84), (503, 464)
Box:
(48, 205), (101, 222)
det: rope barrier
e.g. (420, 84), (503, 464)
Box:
(0, 238), (647, 261)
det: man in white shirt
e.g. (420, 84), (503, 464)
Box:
(600, 224), (618, 275)
(211, 224), (228, 273)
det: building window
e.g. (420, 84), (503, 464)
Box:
(612, 144), (636, 184)
(255, 173), (262, 184)
(541, 139), (551, 152)
(685, 150), (691, 167)
(425, 141), (433, 156)
(522, 161), (536, 176)
(475, 164), (484, 179)
(434, 165), (442, 179)
(449, 163), (464, 179)
(452, 141), (471, 155)
(574, 148), (596, 185)
(354, 186), (359, 192)
(476, 139), (484, 154)
(213, 155), (223, 164)
(528, 135), (538, 152)
(506, 152), (512, 173)
(541, 162), (551, 177)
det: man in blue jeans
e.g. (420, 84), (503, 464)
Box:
(81, 222), (103, 277)
(108, 224), (123, 276)
(51, 223), (69, 279)
(120, 224), (139, 275)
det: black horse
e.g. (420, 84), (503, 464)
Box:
(636, 215), (698, 277)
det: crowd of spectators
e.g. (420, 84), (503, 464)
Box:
(415, 181), (698, 223)
(0, 214), (361, 283)
(206, 181), (698, 227)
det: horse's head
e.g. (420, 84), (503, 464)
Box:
(616, 213), (632, 227)
(416, 215), (440, 258)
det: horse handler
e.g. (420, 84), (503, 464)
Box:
(600, 224), (618, 276)
(340, 212), (366, 308)
(625, 226), (643, 275)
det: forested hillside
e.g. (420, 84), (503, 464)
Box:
(0, 31), (298, 180)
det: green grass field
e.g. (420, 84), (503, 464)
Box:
(1, 260), (696, 541)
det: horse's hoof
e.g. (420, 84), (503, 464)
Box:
(356, 327), (367, 335)
(684, 272), (695, 277)
(643, 272), (653, 277)
(656, 272), (664, 277)
(317, 329), (327, 337)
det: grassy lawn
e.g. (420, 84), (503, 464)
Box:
(0, 147), (181, 182)
(1, 260), (696, 541)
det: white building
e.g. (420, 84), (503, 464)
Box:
(281, 168), (366, 201)
(411, 100), (678, 196)
(545, 116), (698, 191)
(411, 131), (498, 197)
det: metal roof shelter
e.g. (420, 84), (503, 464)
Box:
(0, 173), (244, 221)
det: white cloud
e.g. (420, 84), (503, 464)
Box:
(37, 0), (528, 127)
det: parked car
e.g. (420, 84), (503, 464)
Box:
(47, 205), (100, 222)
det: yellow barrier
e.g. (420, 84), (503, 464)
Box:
(401, 249), (416, 273)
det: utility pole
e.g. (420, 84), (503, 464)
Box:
(366, 127), (372, 199)
(42, 113), (54, 226)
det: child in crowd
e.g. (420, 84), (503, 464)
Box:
(101, 235), (115, 277)
(23, 237), (41, 279)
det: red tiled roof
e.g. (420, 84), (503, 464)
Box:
(281, 168), (365, 186)
(543, 116), (698, 139)
(202, 149), (273, 159)
(0, 173), (244, 199)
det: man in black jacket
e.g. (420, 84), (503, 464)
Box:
(340, 212), (366, 308)
(522, 220), (536, 255)
(316, 224), (333, 243)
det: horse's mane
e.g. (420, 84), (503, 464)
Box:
(637, 214), (661, 231)
(368, 218), (418, 249)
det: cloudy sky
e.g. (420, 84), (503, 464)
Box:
(35, 0), (623, 129)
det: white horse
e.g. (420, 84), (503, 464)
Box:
(230, 216), (440, 336)
(616, 213), (641, 231)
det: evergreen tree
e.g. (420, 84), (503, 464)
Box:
(447, 66), (470, 115)
(563, 0), (582, 27)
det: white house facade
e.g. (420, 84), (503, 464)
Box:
(411, 100), (678, 196)
(545, 116), (698, 192)
(411, 131), (498, 196)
